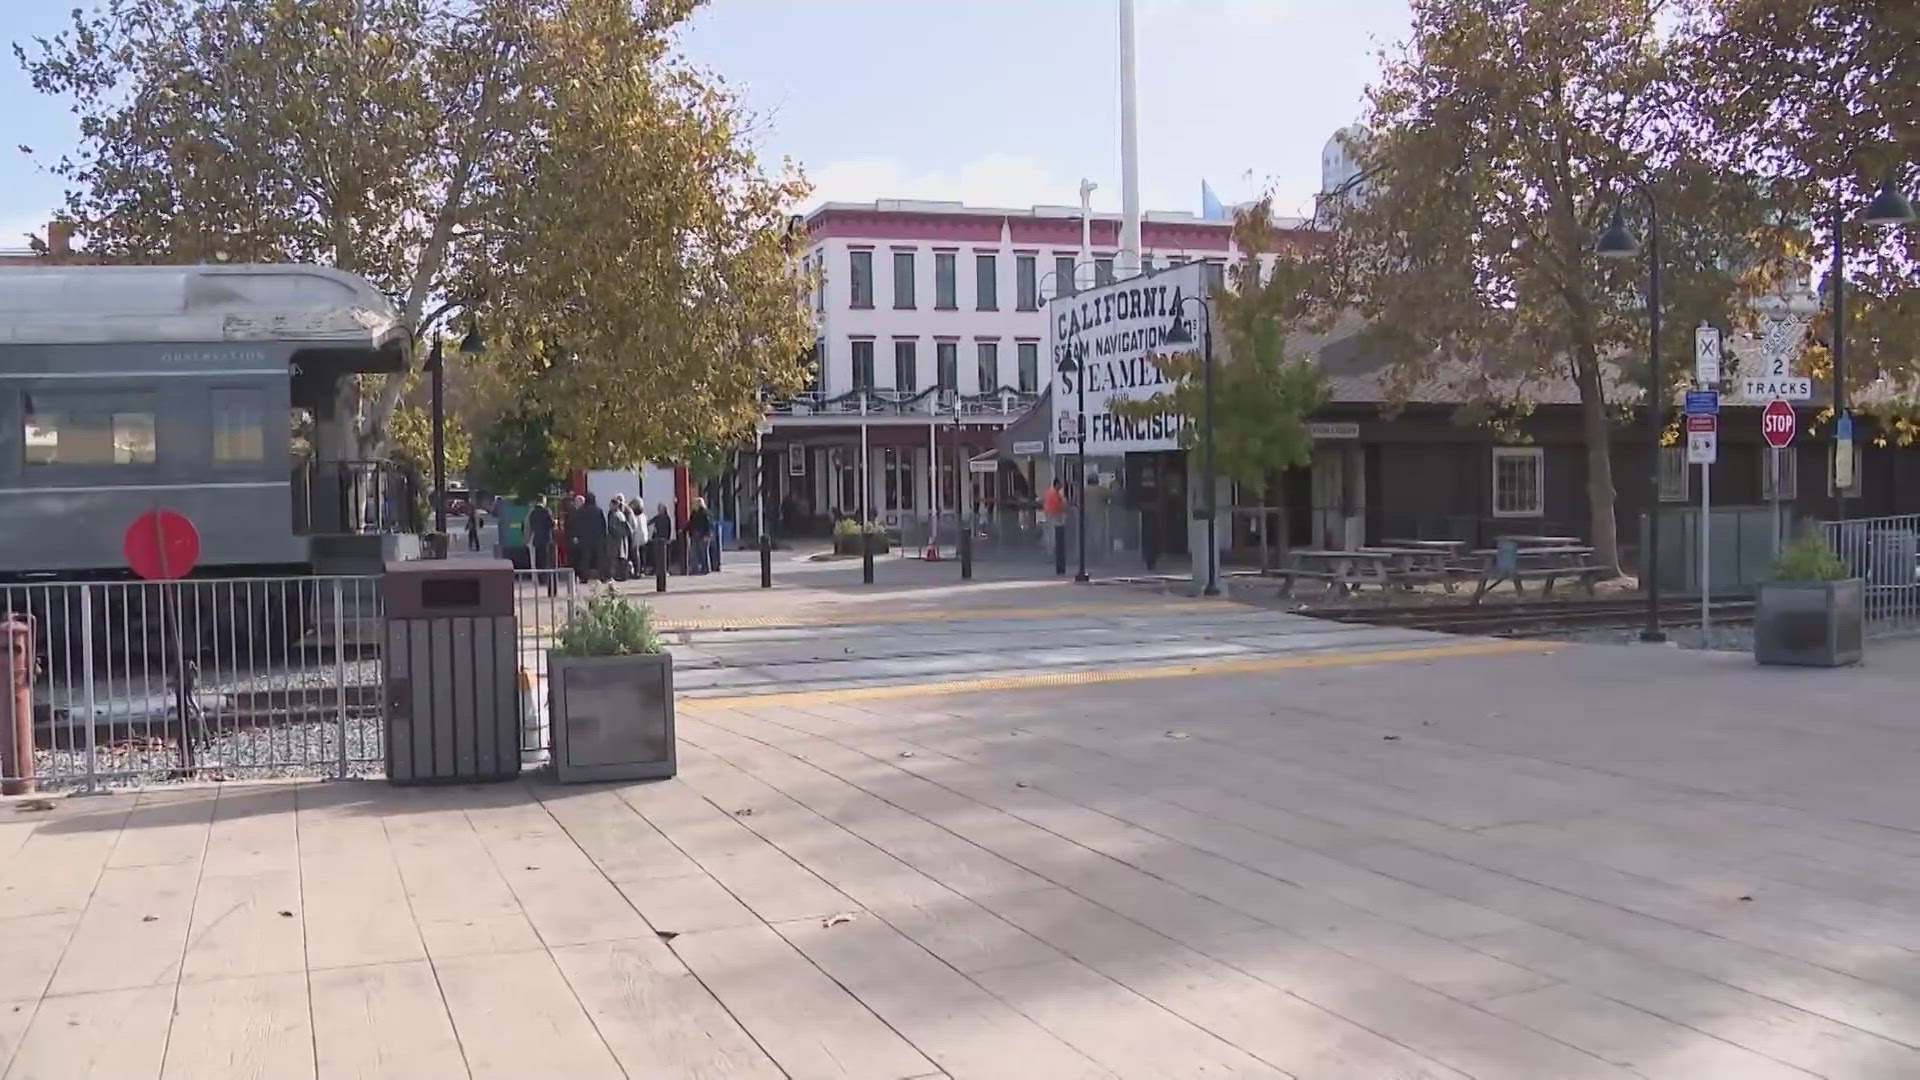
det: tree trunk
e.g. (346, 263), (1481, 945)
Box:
(1574, 356), (1620, 574)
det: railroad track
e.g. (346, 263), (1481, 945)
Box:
(1304, 597), (1756, 635)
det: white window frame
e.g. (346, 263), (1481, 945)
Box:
(1657, 445), (1690, 502)
(1760, 445), (1798, 501)
(1490, 446), (1544, 518)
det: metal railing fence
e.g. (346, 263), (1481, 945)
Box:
(1825, 514), (1920, 633)
(0, 568), (581, 793)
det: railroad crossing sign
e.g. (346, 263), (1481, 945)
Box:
(1761, 399), (1796, 449)
(1686, 414), (1718, 464)
(1694, 323), (1721, 385)
(124, 509), (200, 581)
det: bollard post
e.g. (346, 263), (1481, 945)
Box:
(861, 529), (875, 584)
(759, 532), (772, 588)
(1054, 524), (1066, 576)
(3, 614), (35, 796)
(960, 518), (973, 580)
(654, 537), (668, 593)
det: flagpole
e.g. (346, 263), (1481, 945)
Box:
(1117, 0), (1141, 276)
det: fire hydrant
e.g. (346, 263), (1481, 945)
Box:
(3, 616), (34, 796)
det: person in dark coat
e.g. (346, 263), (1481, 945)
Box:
(569, 492), (608, 583)
(527, 496), (557, 596)
(686, 497), (713, 574)
(649, 503), (673, 573)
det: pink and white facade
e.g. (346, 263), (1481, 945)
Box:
(760, 198), (1312, 535)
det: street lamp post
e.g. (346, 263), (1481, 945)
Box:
(1053, 350), (1092, 583)
(1597, 190), (1666, 643)
(1833, 171), (1917, 521)
(1161, 296), (1218, 597)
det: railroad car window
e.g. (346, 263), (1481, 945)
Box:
(212, 388), (266, 462)
(22, 397), (156, 465)
(1491, 446), (1543, 517)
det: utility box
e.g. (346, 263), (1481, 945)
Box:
(382, 559), (520, 784)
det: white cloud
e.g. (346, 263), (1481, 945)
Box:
(806, 153), (1121, 213)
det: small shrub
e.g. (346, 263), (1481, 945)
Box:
(1773, 525), (1847, 583)
(553, 588), (662, 657)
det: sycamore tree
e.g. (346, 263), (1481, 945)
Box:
(1687, 0), (1920, 442)
(1113, 199), (1328, 515)
(16, 0), (813, 463)
(1335, 0), (1786, 572)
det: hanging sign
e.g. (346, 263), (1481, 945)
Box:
(1048, 262), (1206, 456)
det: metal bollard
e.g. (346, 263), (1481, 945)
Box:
(960, 520), (973, 580)
(654, 537), (668, 592)
(760, 532), (773, 588)
(861, 529), (875, 584)
(1054, 524), (1066, 575)
(3, 615), (36, 796)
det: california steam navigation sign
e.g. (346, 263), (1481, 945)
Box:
(1048, 262), (1206, 456)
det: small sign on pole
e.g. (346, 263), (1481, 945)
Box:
(1685, 415), (1717, 464)
(1694, 323), (1721, 386)
(1684, 390), (1719, 416)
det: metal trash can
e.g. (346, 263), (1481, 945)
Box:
(382, 559), (520, 784)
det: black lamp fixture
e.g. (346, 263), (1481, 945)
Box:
(1863, 172), (1918, 228)
(1595, 207), (1640, 260)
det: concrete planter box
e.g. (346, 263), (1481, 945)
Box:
(833, 536), (889, 556)
(548, 651), (676, 782)
(1754, 578), (1864, 668)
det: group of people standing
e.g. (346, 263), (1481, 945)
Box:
(523, 491), (720, 590)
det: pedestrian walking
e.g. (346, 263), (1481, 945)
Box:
(650, 503), (674, 574)
(465, 504), (482, 551)
(607, 495), (635, 579)
(527, 495), (558, 596)
(570, 492), (608, 583)
(687, 497), (713, 575)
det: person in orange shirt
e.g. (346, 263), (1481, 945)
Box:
(1042, 479), (1067, 571)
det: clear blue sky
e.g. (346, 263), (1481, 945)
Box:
(0, 0), (1412, 245)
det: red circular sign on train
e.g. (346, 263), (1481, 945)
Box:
(124, 509), (201, 581)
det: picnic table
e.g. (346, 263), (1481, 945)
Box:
(1267, 548), (1402, 597)
(1470, 543), (1604, 601)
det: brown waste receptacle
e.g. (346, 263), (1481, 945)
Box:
(382, 560), (520, 784)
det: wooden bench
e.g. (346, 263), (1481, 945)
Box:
(1267, 549), (1400, 597)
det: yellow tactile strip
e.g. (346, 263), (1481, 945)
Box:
(655, 598), (1232, 632)
(680, 638), (1558, 712)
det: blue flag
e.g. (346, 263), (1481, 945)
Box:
(1201, 180), (1227, 221)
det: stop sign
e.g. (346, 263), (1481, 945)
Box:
(1762, 399), (1796, 449)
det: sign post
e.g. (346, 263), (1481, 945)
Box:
(1761, 399), (1795, 556)
(124, 509), (202, 775)
(1685, 356), (1719, 641)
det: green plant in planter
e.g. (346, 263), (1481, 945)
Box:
(1773, 526), (1847, 582)
(832, 517), (888, 538)
(553, 588), (662, 657)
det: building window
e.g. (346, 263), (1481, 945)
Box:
(934, 252), (956, 309)
(23, 394), (157, 466)
(1203, 261), (1226, 292)
(1141, 254), (1154, 273)
(1055, 255), (1077, 299)
(1017, 342), (1039, 393)
(883, 447), (914, 511)
(1657, 445), (1689, 502)
(1016, 254), (1038, 310)
(1761, 446), (1799, 500)
(894, 339), (918, 392)
(892, 250), (915, 309)
(813, 255), (826, 314)
(936, 341), (958, 393)
(976, 253), (997, 310)
(806, 340), (825, 395)
(976, 341), (999, 392)
(1096, 258), (1114, 286)
(851, 339), (875, 390)
(850, 249), (874, 308)
(1491, 447), (1544, 517)
(212, 388), (266, 463)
